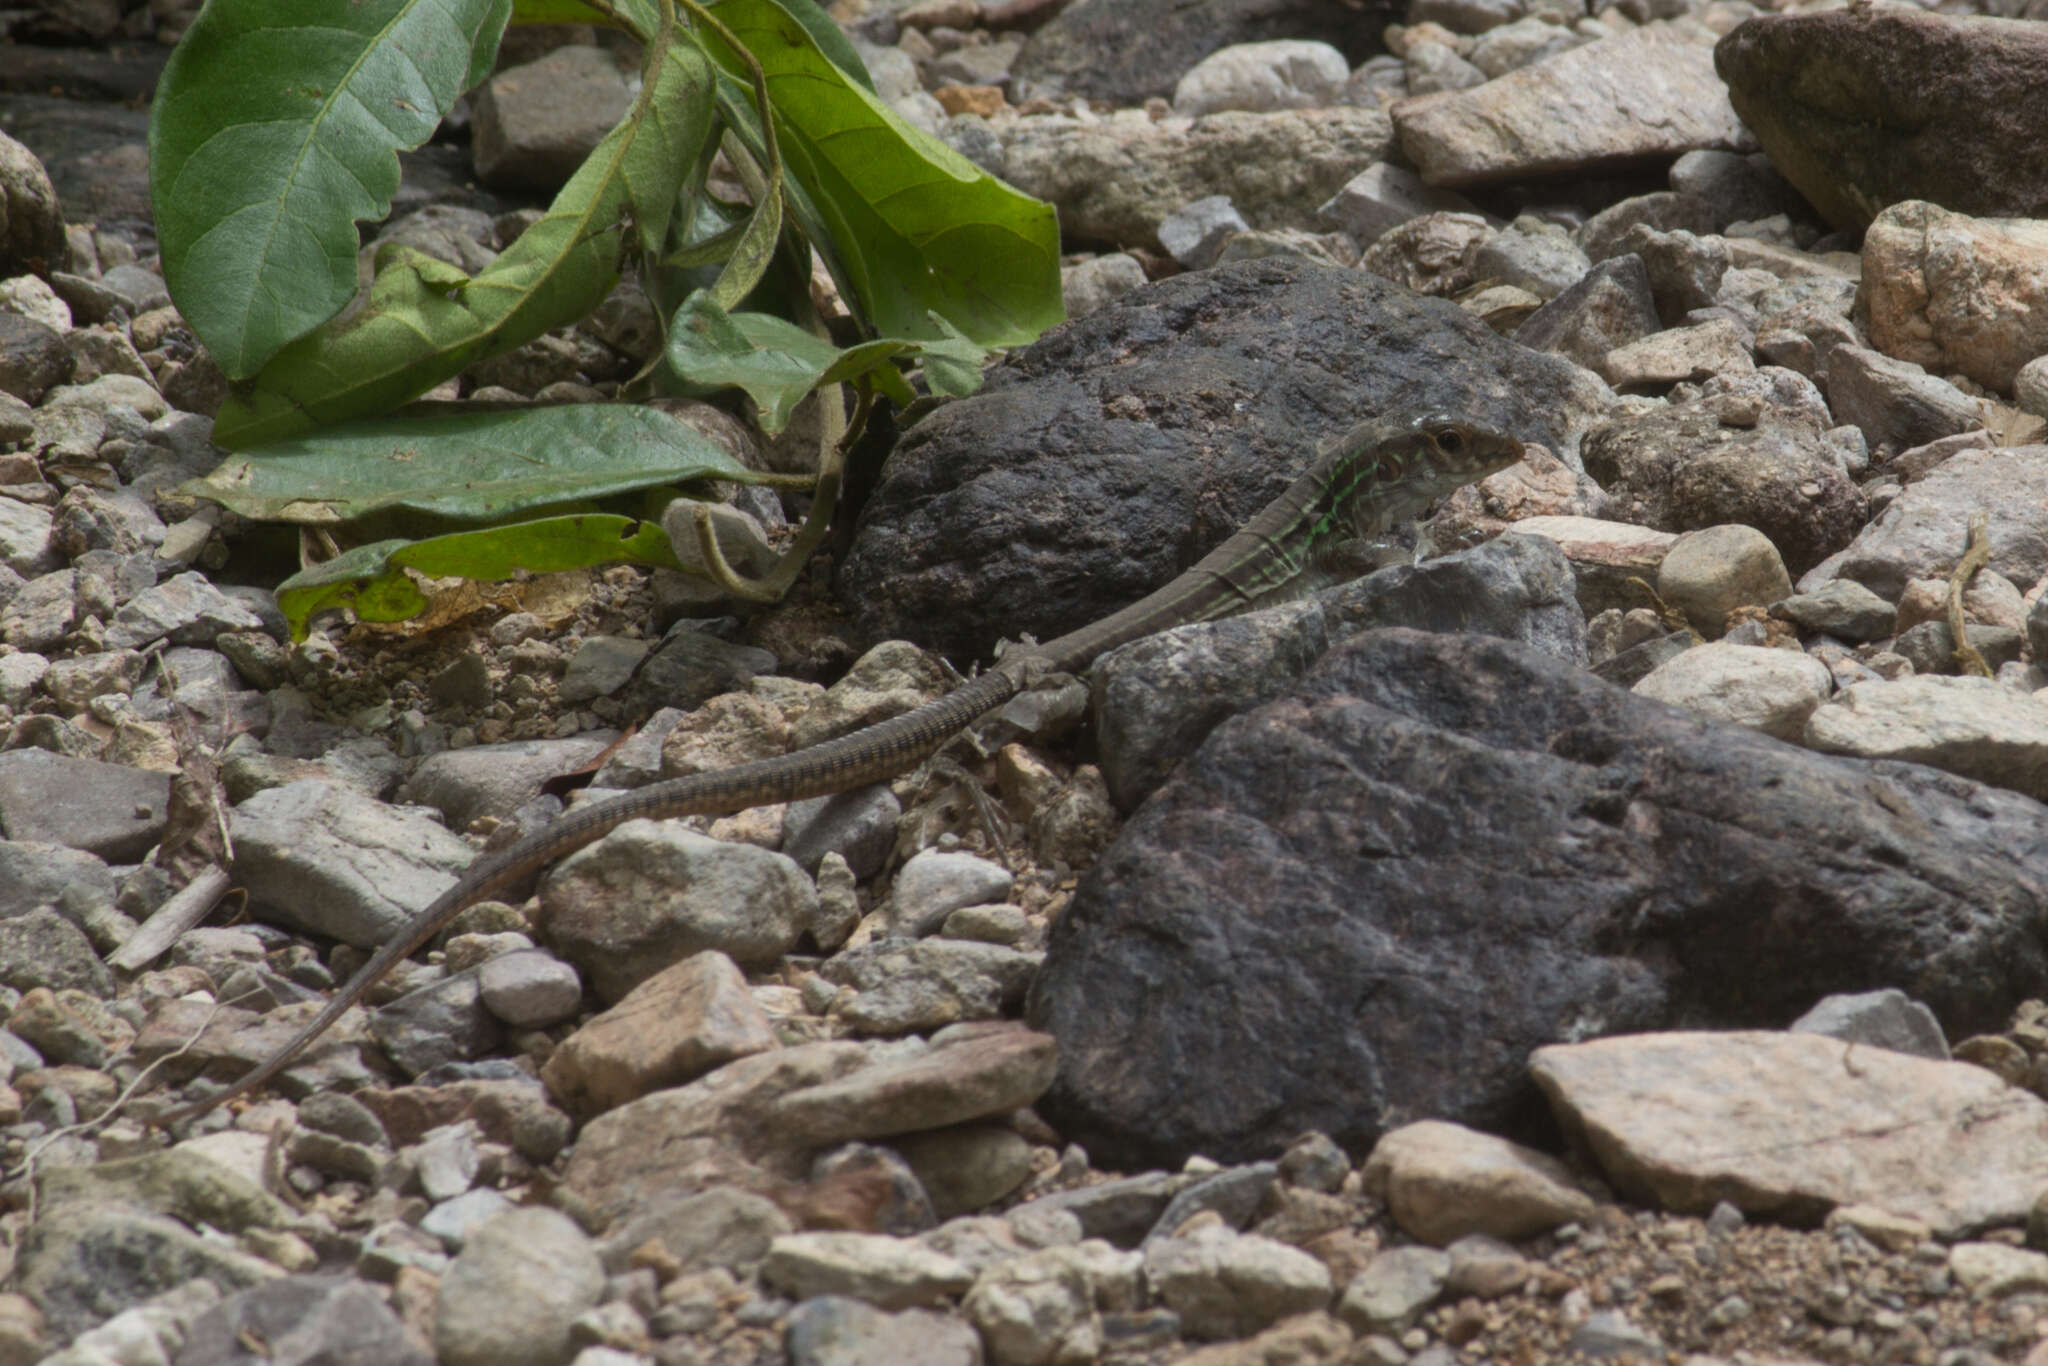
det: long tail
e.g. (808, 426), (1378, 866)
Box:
(154, 667), (1024, 1125)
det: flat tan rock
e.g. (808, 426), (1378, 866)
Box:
(1532, 1031), (2048, 1236)
(540, 950), (776, 1119)
(1509, 516), (1678, 557)
(1393, 27), (1747, 188)
(561, 1027), (1054, 1220)
(1361, 1120), (1598, 1246)
(1510, 517), (1676, 617)
(761, 1231), (975, 1310)
(1803, 675), (2048, 804)
(1601, 317), (1755, 389)
(1634, 641), (1832, 743)
(767, 1022), (1057, 1142)
(1949, 1241), (2048, 1298)
(562, 1042), (873, 1218)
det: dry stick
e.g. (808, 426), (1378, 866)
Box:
(262, 1117), (310, 1213)
(1627, 576), (1705, 643)
(106, 867), (231, 973)
(1946, 513), (1994, 679)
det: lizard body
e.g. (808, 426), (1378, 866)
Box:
(160, 410), (1524, 1124)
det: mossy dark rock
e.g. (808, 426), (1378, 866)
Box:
(838, 257), (1607, 662)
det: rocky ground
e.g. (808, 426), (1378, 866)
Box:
(3, 0), (2048, 1363)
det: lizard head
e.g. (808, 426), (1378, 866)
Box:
(1400, 412), (1527, 484)
(1325, 411), (1527, 536)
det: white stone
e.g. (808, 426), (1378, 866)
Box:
(0, 651), (48, 707)
(43, 373), (170, 421)
(890, 849), (1014, 937)
(1362, 1120), (1596, 1244)
(1143, 1226), (1332, 1341)
(1510, 516), (1677, 552)
(2016, 353), (2048, 420)
(1804, 675), (2048, 802)
(964, 1245), (1101, 1366)
(1337, 1245), (1449, 1334)
(544, 821), (818, 995)
(0, 273), (71, 330)
(175, 1128), (275, 1192)
(1532, 1031), (2048, 1237)
(1634, 641), (1834, 742)
(63, 1306), (176, 1366)
(1601, 317), (1755, 387)
(1318, 161), (1480, 246)
(1823, 1204), (1931, 1253)
(0, 497), (54, 577)
(1062, 253), (1148, 321)
(1950, 1242), (2048, 1298)
(477, 948), (583, 1027)
(762, 1231), (975, 1310)
(416, 1120), (484, 1201)
(1158, 195), (1248, 270)
(1173, 40), (1351, 116)
(435, 1207), (605, 1366)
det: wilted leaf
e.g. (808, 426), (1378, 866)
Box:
(668, 292), (994, 431)
(274, 513), (689, 639)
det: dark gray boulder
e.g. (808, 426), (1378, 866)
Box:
(838, 257), (1607, 662)
(1093, 533), (1587, 811)
(1030, 629), (2048, 1168)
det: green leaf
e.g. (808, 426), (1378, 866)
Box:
(677, 1), (785, 313)
(149, 0), (514, 380)
(706, 84), (846, 314)
(738, 0), (873, 93)
(466, 0), (514, 86)
(918, 314), (990, 397)
(211, 16), (715, 448)
(186, 403), (770, 524)
(667, 292), (989, 432)
(509, 0), (616, 23)
(275, 514), (686, 639)
(697, 0), (1061, 347)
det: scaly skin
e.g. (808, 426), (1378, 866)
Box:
(156, 410), (1524, 1124)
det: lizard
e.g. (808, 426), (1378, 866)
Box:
(155, 409), (1526, 1125)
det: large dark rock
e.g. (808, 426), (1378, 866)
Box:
(1010, 0), (1393, 105)
(0, 39), (169, 104)
(838, 257), (1607, 662)
(1093, 533), (1587, 811)
(1029, 629), (2048, 1168)
(1714, 9), (2048, 231)
(0, 95), (145, 245)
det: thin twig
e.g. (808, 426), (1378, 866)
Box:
(107, 868), (231, 974)
(1946, 513), (1994, 678)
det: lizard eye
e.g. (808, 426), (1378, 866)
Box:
(1432, 425), (1465, 455)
